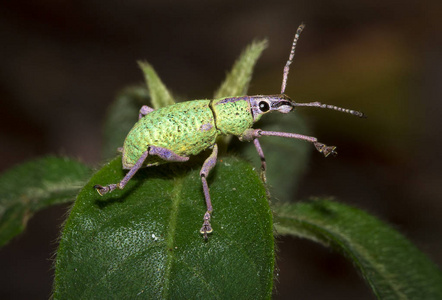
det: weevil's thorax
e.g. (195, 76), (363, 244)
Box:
(211, 95), (295, 136)
(211, 97), (254, 136)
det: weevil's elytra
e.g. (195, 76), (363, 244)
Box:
(94, 24), (365, 239)
(122, 100), (218, 169)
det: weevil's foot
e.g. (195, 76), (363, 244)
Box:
(94, 184), (118, 196)
(314, 142), (337, 157)
(94, 185), (109, 196)
(200, 211), (213, 240)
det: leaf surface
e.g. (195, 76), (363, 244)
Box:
(54, 156), (274, 299)
(274, 199), (442, 299)
(0, 157), (91, 246)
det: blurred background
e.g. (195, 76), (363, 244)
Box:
(0, 0), (441, 299)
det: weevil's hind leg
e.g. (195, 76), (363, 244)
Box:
(94, 146), (189, 196)
(240, 128), (337, 157)
(199, 144), (218, 239)
(139, 105), (155, 119)
(94, 150), (149, 195)
(252, 138), (267, 183)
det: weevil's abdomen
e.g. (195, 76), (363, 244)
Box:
(122, 100), (217, 169)
(211, 96), (254, 136)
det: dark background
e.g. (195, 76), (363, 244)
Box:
(0, 0), (441, 299)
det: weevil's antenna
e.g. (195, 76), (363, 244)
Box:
(294, 101), (366, 118)
(281, 23), (305, 94)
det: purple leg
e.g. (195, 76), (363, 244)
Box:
(94, 150), (149, 195)
(139, 105), (155, 119)
(240, 128), (337, 157)
(199, 144), (218, 239)
(94, 146), (189, 196)
(253, 138), (267, 183)
(149, 145), (190, 162)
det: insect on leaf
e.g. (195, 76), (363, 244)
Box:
(54, 156), (274, 299)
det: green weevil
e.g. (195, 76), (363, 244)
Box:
(94, 24), (365, 239)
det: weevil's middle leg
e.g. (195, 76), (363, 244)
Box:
(199, 144), (218, 239)
(240, 128), (337, 157)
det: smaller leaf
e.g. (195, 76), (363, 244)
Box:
(215, 39), (268, 149)
(138, 61), (176, 109)
(214, 39), (268, 99)
(0, 157), (91, 246)
(102, 86), (151, 160)
(274, 199), (442, 299)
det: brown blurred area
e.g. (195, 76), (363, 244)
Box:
(0, 0), (441, 299)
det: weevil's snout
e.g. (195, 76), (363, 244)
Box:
(270, 94), (295, 114)
(250, 94), (296, 122)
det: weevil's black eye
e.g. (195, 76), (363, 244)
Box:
(259, 101), (270, 112)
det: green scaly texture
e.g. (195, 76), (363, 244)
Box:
(211, 97), (254, 136)
(123, 100), (217, 168)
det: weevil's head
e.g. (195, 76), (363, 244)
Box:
(249, 94), (295, 122)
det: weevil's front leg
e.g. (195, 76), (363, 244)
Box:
(241, 128), (337, 157)
(199, 144), (218, 239)
(252, 138), (267, 183)
(239, 132), (268, 182)
(94, 146), (189, 196)
(139, 105), (155, 119)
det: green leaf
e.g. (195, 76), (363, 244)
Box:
(138, 61), (176, 109)
(54, 156), (274, 299)
(274, 199), (442, 299)
(214, 39), (268, 99)
(102, 86), (151, 160)
(0, 157), (91, 246)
